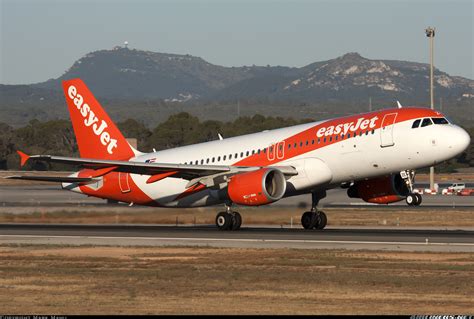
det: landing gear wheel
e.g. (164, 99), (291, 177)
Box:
(414, 194), (422, 206)
(231, 212), (242, 231)
(301, 212), (315, 230)
(315, 211), (327, 230)
(216, 212), (233, 230)
(406, 194), (416, 206)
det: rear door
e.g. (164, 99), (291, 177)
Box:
(380, 113), (398, 147)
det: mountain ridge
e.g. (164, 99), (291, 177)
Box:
(1, 47), (472, 127)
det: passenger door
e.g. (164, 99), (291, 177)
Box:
(380, 113), (397, 147)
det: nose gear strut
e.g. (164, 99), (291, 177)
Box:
(400, 170), (422, 206)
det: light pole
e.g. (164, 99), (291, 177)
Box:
(425, 26), (435, 191)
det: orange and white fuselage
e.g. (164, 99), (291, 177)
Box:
(52, 80), (470, 208)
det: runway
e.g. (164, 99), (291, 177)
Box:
(1, 223), (473, 252)
(1, 185), (473, 208)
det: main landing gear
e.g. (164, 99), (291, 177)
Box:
(215, 205), (242, 231)
(301, 191), (327, 230)
(401, 170), (422, 206)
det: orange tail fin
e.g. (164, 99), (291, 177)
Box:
(62, 79), (135, 160)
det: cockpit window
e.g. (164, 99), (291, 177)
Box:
(412, 119), (421, 128)
(432, 117), (449, 125)
(421, 118), (433, 127)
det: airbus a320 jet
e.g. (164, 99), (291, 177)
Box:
(8, 79), (470, 230)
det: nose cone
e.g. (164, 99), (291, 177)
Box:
(452, 126), (471, 155)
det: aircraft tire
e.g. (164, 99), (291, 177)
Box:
(414, 194), (422, 206)
(315, 211), (327, 230)
(301, 212), (314, 229)
(216, 212), (233, 230)
(231, 212), (242, 231)
(405, 194), (416, 206)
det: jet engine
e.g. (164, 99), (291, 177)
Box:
(347, 173), (409, 204)
(226, 168), (287, 206)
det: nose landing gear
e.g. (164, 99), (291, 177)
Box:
(406, 193), (422, 206)
(401, 170), (422, 206)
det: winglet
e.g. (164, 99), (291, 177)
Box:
(397, 101), (403, 109)
(17, 151), (30, 167)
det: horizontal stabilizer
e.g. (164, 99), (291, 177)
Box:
(4, 175), (97, 183)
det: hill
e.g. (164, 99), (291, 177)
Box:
(1, 47), (472, 126)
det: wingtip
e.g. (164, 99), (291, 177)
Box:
(17, 150), (30, 167)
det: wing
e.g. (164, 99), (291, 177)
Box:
(5, 175), (97, 183)
(15, 152), (298, 187)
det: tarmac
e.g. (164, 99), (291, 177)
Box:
(0, 223), (473, 252)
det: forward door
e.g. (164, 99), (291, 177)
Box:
(380, 113), (397, 147)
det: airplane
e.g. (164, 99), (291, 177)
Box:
(7, 78), (470, 231)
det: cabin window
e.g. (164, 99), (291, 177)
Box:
(206, 158), (209, 164)
(258, 149), (261, 154)
(217, 156), (221, 161)
(201, 159), (204, 164)
(365, 131), (369, 135)
(347, 133), (351, 138)
(371, 130), (375, 134)
(300, 142), (303, 147)
(317, 138), (320, 144)
(246, 151), (249, 156)
(212, 157), (215, 163)
(279, 144), (283, 150)
(323, 137), (327, 143)
(412, 119), (421, 128)
(312, 139), (314, 144)
(294, 143), (297, 148)
(432, 117), (449, 125)
(252, 150), (255, 155)
(288, 144), (291, 149)
(335, 135), (338, 141)
(223, 155), (226, 161)
(240, 152), (244, 157)
(421, 118), (433, 127)
(329, 136), (332, 142)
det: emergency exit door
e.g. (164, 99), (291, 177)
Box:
(119, 173), (131, 193)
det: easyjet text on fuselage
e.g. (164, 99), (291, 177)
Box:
(316, 116), (379, 138)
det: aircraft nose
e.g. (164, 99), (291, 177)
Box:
(452, 126), (471, 154)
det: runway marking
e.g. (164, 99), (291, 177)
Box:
(0, 234), (473, 247)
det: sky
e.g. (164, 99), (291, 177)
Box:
(1, 0), (472, 84)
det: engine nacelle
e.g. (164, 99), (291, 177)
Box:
(347, 174), (409, 204)
(227, 168), (287, 206)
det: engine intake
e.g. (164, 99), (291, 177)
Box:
(226, 168), (287, 206)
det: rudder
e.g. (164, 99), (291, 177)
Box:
(62, 78), (135, 160)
